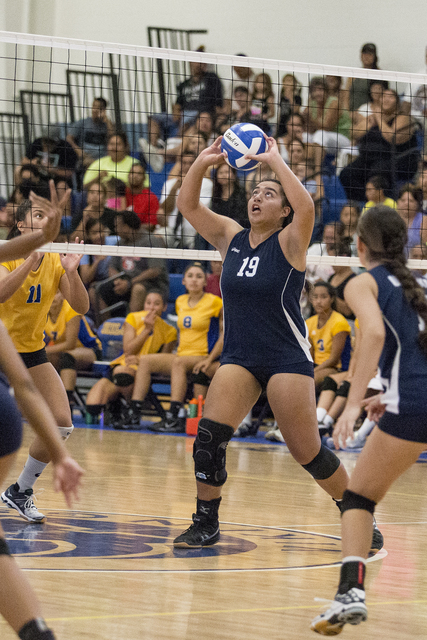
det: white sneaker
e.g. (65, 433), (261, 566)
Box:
(264, 425), (285, 443)
(311, 588), (367, 634)
(345, 433), (366, 449)
(139, 138), (165, 173)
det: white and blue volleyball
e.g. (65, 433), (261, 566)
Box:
(221, 123), (267, 171)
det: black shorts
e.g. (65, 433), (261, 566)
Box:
(220, 359), (314, 392)
(379, 411), (427, 444)
(97, 278), (132, 308)
(0, 376), (23, 457)
(19, 347), (49, 369)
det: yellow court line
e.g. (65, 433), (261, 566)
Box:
(28, 599), (427, 624)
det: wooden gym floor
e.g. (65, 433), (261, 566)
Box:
(1, 421), (427, 640)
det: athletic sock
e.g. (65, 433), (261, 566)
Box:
(323, 414), (334, 428)
(338, 557), (366, 594)
(316, 407), (327, 423)
(17, 455), (48, 492)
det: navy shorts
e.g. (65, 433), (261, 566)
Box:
(379, 411), (427, 444)
(220, 359), (314, 392)
(0, 375), (23, 457)
(19, 347), (49, 369)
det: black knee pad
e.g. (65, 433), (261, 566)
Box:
(0, 537), (11, 556)
(59, 352), (76, 371)
(341, 489), (376, 515)
(302, 444), (341, 480)
(113, 373), (134, 387)
(321, 376), (338, 393)
(336, 380), (351, 398)
(193, 418), (234, 487)
(190, 370), (211, 386)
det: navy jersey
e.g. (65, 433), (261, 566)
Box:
(370, 265), (427, 414)
(220, 229), (312, 368)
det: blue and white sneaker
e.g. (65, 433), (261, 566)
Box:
(311, 588), (367, 635)
(1, 483), (45, 523)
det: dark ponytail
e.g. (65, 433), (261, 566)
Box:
(358, 205), (427, 356)
(6, 199), (32, 239)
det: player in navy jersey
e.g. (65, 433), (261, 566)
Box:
(0, 182), (83, 640)
(311, 204), (427, 635)
(172, 135), (383, 552)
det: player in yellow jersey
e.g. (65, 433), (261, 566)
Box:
(306, 281), (352, 391)
(44, 291), (102, 406)
(0, 192), (89, 523)
(127, 262), (223, 433)
(0, 181), (84, 640)
(85, 290), (177, 427)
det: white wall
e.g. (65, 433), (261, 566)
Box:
(3, 0), (427, 73)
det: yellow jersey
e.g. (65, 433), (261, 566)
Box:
(0, 253), (65, 353)
(44, 299), (102, 353)
(306, 310), (351, 367)
(110, 310), (177, 368)
(176, 293), (223, 357)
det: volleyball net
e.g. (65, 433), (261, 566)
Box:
(0, 30), (426, 271)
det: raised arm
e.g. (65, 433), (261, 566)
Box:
(59, 241), (90, 315)
(176, 138), (242, 258)
(245, 137), (315, 269)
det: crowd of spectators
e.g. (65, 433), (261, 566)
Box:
(1, 41), (427, 432)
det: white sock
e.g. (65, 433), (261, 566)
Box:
(243, 410), (252, 426)
(342, 556), (366, 565)
(323, 414), (334, 428)
(17, 455), (48, 491)
(317, 408), (327, 423)
(356, 418), (375, 440)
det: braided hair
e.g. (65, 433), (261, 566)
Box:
(358, 204), (427, 356)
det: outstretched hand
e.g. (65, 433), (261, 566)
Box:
(198, 137), (227, 167)
(60, 238), (84, 272)
(52, 455), (84, 508)
(361, 393), (385, 422)
(30, 179), (71, 243)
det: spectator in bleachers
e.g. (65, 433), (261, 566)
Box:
(245, 72), (275, 134)
(226, 54), (255, 104)
(157, 151), (213, 249)
(164, 129), (209, 180)
(356, 80), (389, 119)
(16, 164), (50, 199)
(44, 291), (101, 408)
(345, 43), (380, 112)
(276, 73), (302, 138)
(327, 239), (356, 320)
(105, 177), (127, 211)
(215, 85), (250, 134)
(96, 211), (169, 314)
(302, 76), (352, 158)
(84, 289), (177, 428)
(19, 131), (78, 184)
(66, 97), (114, 167)
(409, 243), (427, 293)
(306, 221), (344, 284)
(361, 175), (397, 214)
(83, 132), (143, 191)
(276, 113), (323, 176)
(70, 181), (117, 238)
(175, 52), (224, 125)
(339, 201), (361, 253)
(339, 89), (419, 201)
(211, 164), (248, 228)
(205, 260), (222, 298)
(395, 184), (425, 252)
(125, 164), (159, 229)
(79, 218), (113, 285)
(0, 197), (12, 240)
(417, 160), (427, 210)
(401, 45), (427, 117)
(195, 111), (216, 146)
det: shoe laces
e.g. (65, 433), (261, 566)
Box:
(23, 489), (44, 513)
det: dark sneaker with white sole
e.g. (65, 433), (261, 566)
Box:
(173, 513), (220, 548)
(1, 483), (45, 523)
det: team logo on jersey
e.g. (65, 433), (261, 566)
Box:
(231, 247), (240, 253)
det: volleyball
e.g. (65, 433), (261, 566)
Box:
(221, 123), (267, 171)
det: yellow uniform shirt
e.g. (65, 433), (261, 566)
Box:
(0, 253), (65, 353)
(361, 198), (397, 215)
(306, 310), (351, 367)
(110, 310), (177, 368)
(44, 300), (102, 353)
(176, 293), (223, 357)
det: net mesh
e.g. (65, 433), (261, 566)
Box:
(0, 30), (426, 272)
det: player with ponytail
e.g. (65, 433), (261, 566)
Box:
(312, 204), (427, 634)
